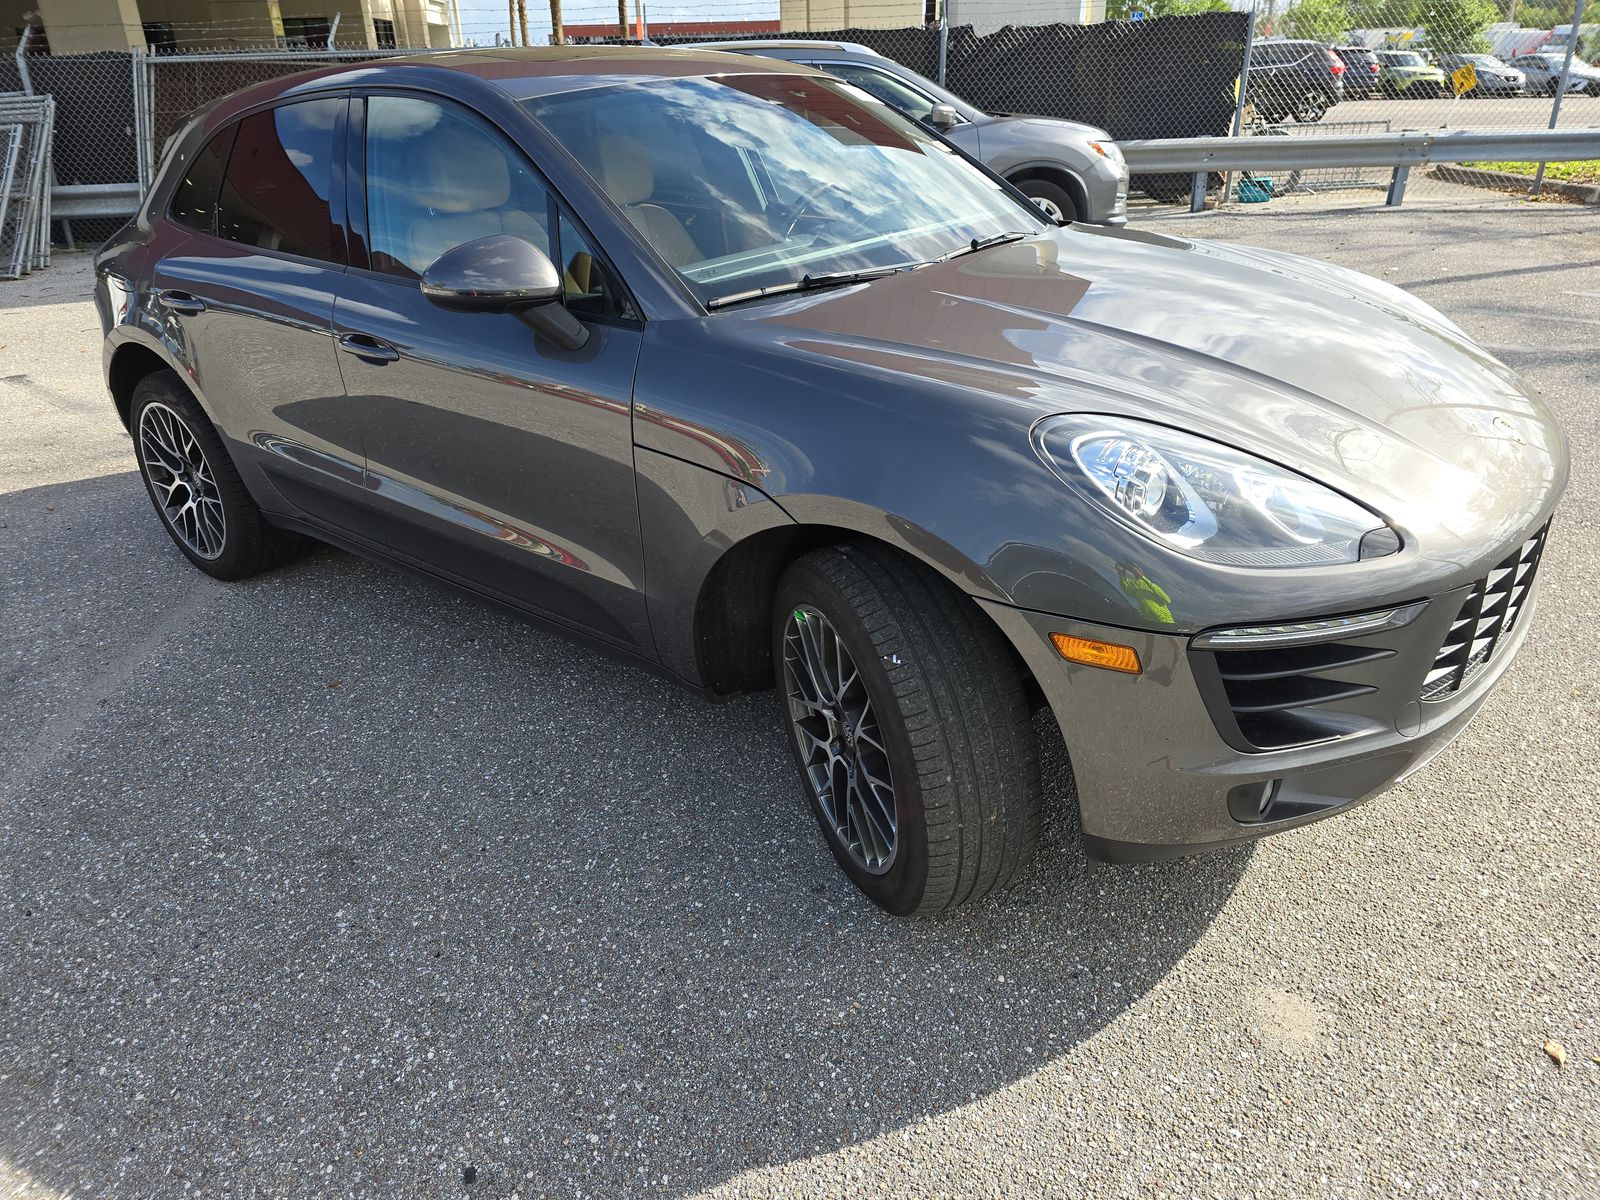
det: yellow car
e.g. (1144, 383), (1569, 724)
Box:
(1376, 50), (1449, 97)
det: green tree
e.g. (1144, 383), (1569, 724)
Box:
(1282, 0), (1353, 42)
(1410, 0), (1499, 52)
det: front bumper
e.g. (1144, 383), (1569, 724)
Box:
(977, 565), (1542, 863)
(1087, 157), (1130, 226)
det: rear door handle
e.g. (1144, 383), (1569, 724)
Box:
(338, 332), (400, 364)
(157, 289), (206, 315)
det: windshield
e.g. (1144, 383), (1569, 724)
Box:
(523, 74), (1043, 307)
(1383, 52), (1425, 66)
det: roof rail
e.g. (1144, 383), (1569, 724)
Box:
(693, 39), (883, 56)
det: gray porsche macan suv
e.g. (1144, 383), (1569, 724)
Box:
(98, 48), (1567, 915)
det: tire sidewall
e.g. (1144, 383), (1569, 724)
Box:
(130, 374), (249, 579)
(772, 567), (931, 915)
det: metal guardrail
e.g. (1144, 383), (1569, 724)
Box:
(51, 182), (141, 219)
(28, 126), (1600, 234)
(1121, 128), (1600, 210)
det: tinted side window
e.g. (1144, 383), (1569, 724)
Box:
(170, 126), (233, 234)
(216, 98), (343, 262)
(825, 63), (937, 124)
(364, 95), (553, 279)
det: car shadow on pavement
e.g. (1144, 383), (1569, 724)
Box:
(0, 472), (1251, 1199)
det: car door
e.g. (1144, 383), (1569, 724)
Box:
(333, 92), (651, 652)
(151, 93), (380, 541)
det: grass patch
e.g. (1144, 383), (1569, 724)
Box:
(1464, 160), (1600, 184)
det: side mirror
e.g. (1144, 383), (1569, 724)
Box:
(421, 234), (588, 351)
(927, 103), (960, 132)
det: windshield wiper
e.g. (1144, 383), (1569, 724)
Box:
(938, 231), (1032, 262)
(705, 261), (926, 310)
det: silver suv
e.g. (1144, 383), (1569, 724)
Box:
(700, 40), (1129, 225)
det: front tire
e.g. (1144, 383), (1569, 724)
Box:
(773, 544), (1042, 916)
(1016, 178), (1079, 225)
(130, 370), (307, 581)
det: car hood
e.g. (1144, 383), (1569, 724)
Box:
(981, 113), (1112, 143)
(748, 226), (1566, 562)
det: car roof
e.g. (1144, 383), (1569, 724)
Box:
(382, 44), (816, 78)
(198, 44), (826, 124)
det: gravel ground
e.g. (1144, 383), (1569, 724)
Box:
(1, 187), (1596, 1199)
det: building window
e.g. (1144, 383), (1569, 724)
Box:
(15, 23), (48, 52)
(142, 22), (176, 51)
(373, 18), (396, 48)
(281, 16), (332, 48)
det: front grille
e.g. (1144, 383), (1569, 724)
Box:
(1210, 641), (1395, 751)
(1420, 525), (1547, 702)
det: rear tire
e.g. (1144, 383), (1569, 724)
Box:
(130, 370), (308, 581)
(1016, 178), (1079, 225)
(1293, 93), (1329, 122)
(772, 543), (1042, 916)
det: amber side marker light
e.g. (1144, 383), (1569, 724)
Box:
(1050, 633), (1142, 675)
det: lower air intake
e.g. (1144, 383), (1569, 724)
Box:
(1420, 525), (1547, 703)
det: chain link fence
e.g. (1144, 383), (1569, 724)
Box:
(0, 93), (54, 276)
(1230, 0), (1597, 201)
(0, 0), (1591, 253)
(141, 47), (414, 156)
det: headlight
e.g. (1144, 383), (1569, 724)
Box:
(1034, 415), (1398, 567)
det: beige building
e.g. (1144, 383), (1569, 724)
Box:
(778, 0), (1105, 33)
(779, 0), (930, 31)
(7, 0), (460, 53)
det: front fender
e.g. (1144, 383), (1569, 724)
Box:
(773, 492), (1012, 604)
(980, 122), (1098, 180)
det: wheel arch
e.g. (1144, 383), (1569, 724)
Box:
(1005, 164), (1089, 220)
(107, 336), (187, 431)
(691, 521), (1043, 712)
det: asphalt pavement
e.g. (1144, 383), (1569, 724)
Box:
(1321, 89), (1600, 129)
(1, 186), (1596, 1198)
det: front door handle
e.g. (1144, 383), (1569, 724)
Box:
(157, 289), (206, 315)
(338, 332), (400, 364)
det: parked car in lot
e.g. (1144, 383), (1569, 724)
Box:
(1248, 40), (1346, 122)
(1333, 45), (1382, 97)
(1435, 53), (1526, 96)
(97, 48), (1568, 915)
(1375, 50), (1449, 97)
(1507, 51), (1600, 95)
(699, 40), (1128, 226)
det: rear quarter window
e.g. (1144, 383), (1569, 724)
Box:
(170, 125), (234, 234)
